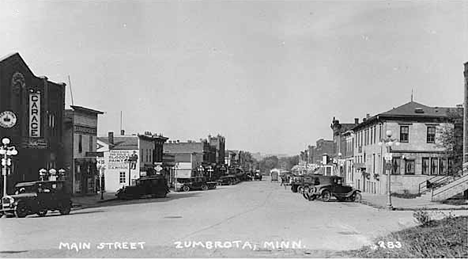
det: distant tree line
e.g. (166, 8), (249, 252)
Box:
(258, 155), (299, 173)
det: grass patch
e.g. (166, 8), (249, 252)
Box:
(391, 192), (421, 199)
(341, 216), (468, 258)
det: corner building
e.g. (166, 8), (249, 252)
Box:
(0, 53), (65, 195)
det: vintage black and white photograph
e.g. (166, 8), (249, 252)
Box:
(0, 0), (467, 258)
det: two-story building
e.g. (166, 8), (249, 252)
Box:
(0, 53), (66, 196)
(63, 105), (103, 195)
(97, 131), (163, 192)
(352, 101), (461, 194)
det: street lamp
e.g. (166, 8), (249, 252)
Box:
(127, 152), (138, 186)
(207, 166), (214, 180)
(97, 164), (105, 200)
(378, 130), (400, 210)
(1, 137), (18, 197)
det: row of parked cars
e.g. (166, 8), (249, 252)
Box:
(0, 171), (262, 218)
(286, 174), (362, 202)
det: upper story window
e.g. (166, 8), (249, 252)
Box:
(427, 126), (436, 143)
(400, 126), (409, 143)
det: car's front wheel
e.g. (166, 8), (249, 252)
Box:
(321, 191), (331, 202)
(201, 185), (208, 191)
(350, 192), (362, 202)
(182, 185), (190, 192)
(14, 203), (29, 218)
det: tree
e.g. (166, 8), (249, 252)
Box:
(258, 156), (279, 173)
(437, 107), (463, 175)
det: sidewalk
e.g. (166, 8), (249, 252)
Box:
(361, 193), (468, 210)
(71, 192), (117, 209)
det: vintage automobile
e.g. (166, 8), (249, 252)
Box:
(1, 180), (72, 218)
(175, 177), (217, 192)
(290, 175), (305, 193)
(253, 172), (262, 181)
(217, 175), (239, 186)
(303, 176), (362, 202)
(116, 175), (169, 200)
(300, 174), (322, 200)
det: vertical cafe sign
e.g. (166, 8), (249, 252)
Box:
(29, 93), (41, 137)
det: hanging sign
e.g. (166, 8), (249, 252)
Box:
(29, 93), (41, 137)
(0, 111), (17, 128)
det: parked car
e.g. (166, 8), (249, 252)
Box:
(290, 175), (305, 193)
(303, 176), (361, 202)
(300, 174), (322, 200)
(253, 172), (262, 181)
(175, 177), (217, 192)
(116, 175), (169, 200)
(1, 180), (72, 218)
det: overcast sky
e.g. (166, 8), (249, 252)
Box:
(1, 0), (467, 155)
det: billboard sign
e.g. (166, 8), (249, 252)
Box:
(108, 150), (137, 170)
(29, 93), (41, 137)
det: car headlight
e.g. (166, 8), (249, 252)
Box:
(2, 196), (14, 206)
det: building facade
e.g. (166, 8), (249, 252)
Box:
(97, 132), (161, 192)
(63, 105), (103, 195)
(0, 53), (66, 195)
(352, 101), (461, 194)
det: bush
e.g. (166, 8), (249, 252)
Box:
(413, 209), (431, 226)
(391, 190), (421, 199)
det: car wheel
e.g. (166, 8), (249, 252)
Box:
(182, 185), (190, 192)
(59, 204), (71, 215)
(298, 186), (303, 193)
(14, 203), (29, 218)
(351, 193), (362, 202)
(37, 209), (47, 217)
(201, 185), (208, 191)
(321, 191), (331, 202)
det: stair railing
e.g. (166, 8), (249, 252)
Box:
(418, 175), (455, 195)
(432, 173), (468, 198)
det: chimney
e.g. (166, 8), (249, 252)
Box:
(354, 118), (359, 124)
(366, 113), (370, 119)
(120, 129), (125, 135)
(108, 132), (114, 145)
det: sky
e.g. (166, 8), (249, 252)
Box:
(1, 0), (467, 155)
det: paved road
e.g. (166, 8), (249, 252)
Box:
(0, 177), (444, 257)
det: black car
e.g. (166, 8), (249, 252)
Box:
(1, 180), (72, 218)
(116, 175), (169, 200)
(175, 177), (217, 192)
(303, 176), (361, 202)
(253, 173), (262, 181)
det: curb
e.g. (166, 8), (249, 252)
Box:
(360, 200), (468, 211)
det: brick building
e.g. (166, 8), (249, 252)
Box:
(0, 53), (66, 195)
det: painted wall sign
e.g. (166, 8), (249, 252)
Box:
(29, 93), (41, 137)
(108, 150), (137, 170)
(0, 111), (17, 128)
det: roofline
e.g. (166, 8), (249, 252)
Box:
(70, 105), (104, 114)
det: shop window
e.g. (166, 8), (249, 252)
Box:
(427, 126), (436, 143)
(422, 157), (430, 175)
(405, 160), (415, 175)
(400, 126), (409, 143)
(431, 158), (438, 175)
(119, 172), (126, 184)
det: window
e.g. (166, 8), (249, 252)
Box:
(373, 126), (377, 144)
(78, 134), (83, 153)
(431, 158), (438, 175)
(448, 158), (454, 175)
(119, 172), (126, 184)
(392, 158), (401, 175)
(89, 135), (93, 152)
(405, 159), (415, 175)
(372, 154), (375, 174)
(422, 157), (430, 175)
(427, 126), (436, 143)
(439, 158), (445, 175)
(400, 126), (409, 143)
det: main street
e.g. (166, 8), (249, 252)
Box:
(1, 178), (423, 257)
